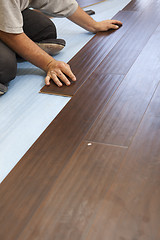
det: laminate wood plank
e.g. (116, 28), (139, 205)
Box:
(94, 6), (160, 75)
(123, 0), (151, 11)
(0, 74), (124, 240)
(85, 85), (160, 240)
(85, 24), (160, 147)
(14, 142), (127, 240)
(123, 0), (159, 12)
(40, 10), (140, 96)
(40, 7), (160, 96)
(76, 0), (105, 8)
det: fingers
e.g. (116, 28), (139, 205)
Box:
(46, 61), (76, 87)
(107, 19), (123, 30)
(56, 70), (71, 86)
(109, 23), (120, 30)
(111, 19), (123, 26)
(45, 71), (63, 87)
(50, 72), (63, 87)
(106, 20), (122, 31)
(62, 64), (76, 82)
(96, 19), (122, 32)
(45, 75), (51, 86)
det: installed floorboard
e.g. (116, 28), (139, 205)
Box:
(123, 0), (158, 12)
(93, 5), (160, 75)
(15, 142), (127, 240)
(1, 2), (160, 240)
(40, 6), (160, 96)
(85, 85), (160, 240)
(85, 24), (160, 147)
(0, 74), (123, 240)
(40, 10), (140, 96)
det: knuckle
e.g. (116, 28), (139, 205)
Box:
(59, 62), (65, 68)
(50, 70), (55, 74)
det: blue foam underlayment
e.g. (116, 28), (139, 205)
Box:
(0, 0), (131, 183)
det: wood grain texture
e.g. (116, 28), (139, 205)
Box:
(123, 0), (159, 12)
(85, 85), (160, 240)
(40, 6), (160, 96)
(0, 74), (123, 240)
(1, 4), (160, 240)
(40, 10), (140, 96)
(85, 24), (160, 147)
(16, 142), (127, 240)
(94, 6), (160, 75)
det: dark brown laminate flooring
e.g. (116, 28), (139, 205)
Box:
(0, 73), (124, 240)
(40, 6), (160, 96)
(123, 0), (159, 11)
(16, 142), (127, 240)
(40, 10), (141, 96)
(85, 85), (160, 240)
(85, 24), (160, 147)
(1, 1), (160, 240)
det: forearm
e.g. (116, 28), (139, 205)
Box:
(67, 6), (122, 33)
(67, 6), (98, 33)
(0, 30), (76, 87)
(0, 31), (54, 72)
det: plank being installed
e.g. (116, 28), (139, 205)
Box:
(40, 10), (140, 96)
(15, 142), (127, 240)
(40, 6), (160, 96)
(0, 74), (124, 240)
(85, 84), (160, 240)
(85, 24), (160, 147)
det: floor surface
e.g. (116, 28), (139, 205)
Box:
(0, 0), (131, 183)
(1, 1), (160, 239)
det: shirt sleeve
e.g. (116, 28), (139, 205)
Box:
(31, 0), (78, 18)
(0, 0), (23, 33)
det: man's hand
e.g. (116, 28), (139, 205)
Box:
(0, 31), (76, 87)
(68, 6), (122, 33)
(92, 19), (122, 33)
(45, 60), (76, 87)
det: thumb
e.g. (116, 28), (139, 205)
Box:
(111, 24), (119, 30)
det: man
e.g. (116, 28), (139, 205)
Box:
(0, 0), (122, 95)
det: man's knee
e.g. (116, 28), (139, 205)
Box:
(44, 20), (57, 40)
(36, 19), (57, 42)
(0, 42), (17, 85)
(22, 9), (57, 42)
